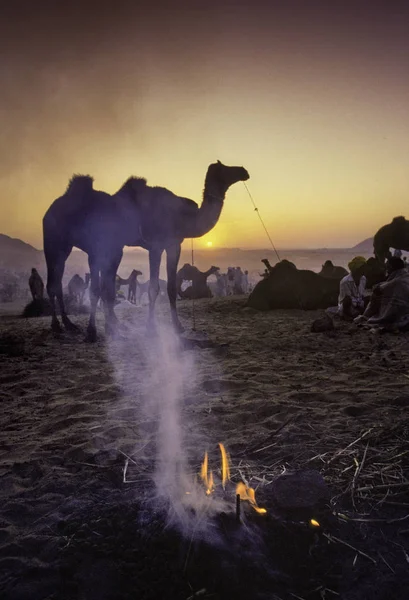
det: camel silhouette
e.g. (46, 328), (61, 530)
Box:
(43, 161), (249, 340)
(319, 260), (348, 280)
(176, 264), (220, 299)
(28, 268), (44, 301)
(68, 273), (90, 305)
(137, 279), (167, 304)
(374, 216), (409, 263)
(116, 269), (142, 304)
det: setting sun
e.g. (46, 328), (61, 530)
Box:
(206, 241), (213, 247)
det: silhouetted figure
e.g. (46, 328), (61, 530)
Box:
(68, 273), (90, 305)
(116, 269), (142, 304)
(338, 257), (368, 319)
(374, 216), (409, 263)
(319, 260), (348, 280)
(43, 162), (249, 341)
(28, 268), (44, 301)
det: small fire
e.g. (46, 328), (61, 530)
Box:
(310, 518), (320, 528)
(199, 445), (267, 517)
(219, 443), (230, 488)
(236, 481), (267, 515)
(200, 451), (215, 495)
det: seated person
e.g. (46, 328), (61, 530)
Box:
(338, 256), (367, 319)
(355, 257), (409, 330)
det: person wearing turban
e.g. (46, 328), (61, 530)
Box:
(338, 256), (367, 319)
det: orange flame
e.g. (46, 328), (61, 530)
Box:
(310, 519), (320, 527)
(200, 452), (214, 495)
(236, 481), (267, 515)
(219, 443), (231, 488)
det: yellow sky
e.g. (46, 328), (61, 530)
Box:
(1, 2), (408, 250)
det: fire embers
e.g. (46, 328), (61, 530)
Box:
(199, 443), (267, 518)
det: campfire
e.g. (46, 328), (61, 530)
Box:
(195, 443), (326, 530)
(199, 443), (268, 520)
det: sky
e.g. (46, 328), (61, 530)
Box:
(1, 0), (408, 250)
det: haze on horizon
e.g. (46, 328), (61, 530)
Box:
(1, 0), (408, 251)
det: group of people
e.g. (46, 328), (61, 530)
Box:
(330, 251), (409, 330)
(214, 267), (250, 297)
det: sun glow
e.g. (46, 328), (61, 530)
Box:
(206, 241), (213, 247)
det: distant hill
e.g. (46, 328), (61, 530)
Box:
(0, 234), (43, 270)
(350, 237), (373, 252)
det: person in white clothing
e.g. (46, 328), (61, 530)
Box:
(242, 270), (249, 294)
(338, 256), (367, 319)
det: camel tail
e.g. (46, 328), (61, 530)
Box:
(65, 175), (94, 196)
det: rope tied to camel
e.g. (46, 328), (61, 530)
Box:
(190, 238), (196, 331)
(243, 181), (281, 263)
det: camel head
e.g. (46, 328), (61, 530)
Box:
(322, 260), (333, 269)
(205, 160), (249, 196)
(130, 269), (143, 279)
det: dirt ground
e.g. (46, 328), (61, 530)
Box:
(1, 297), (408, 599)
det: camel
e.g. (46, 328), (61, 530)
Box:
(319, 260), (348, 280)
(116, 269), (143, 303)
(43, 161), (249, 340)
(28, 268), (44, 300)
(374, 216), (409, 263)
(68, 273), (90, 305)
(247, 260), (340, 310)
(176, 264), (220, 299)
(137, 278), (167, 304)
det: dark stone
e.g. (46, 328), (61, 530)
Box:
(311, 313), (335, 332)
(271, 470), (330, 512)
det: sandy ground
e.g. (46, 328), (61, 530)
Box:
(1, 297), (409, 599)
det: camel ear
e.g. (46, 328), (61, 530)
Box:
(217, 160), (222, 164)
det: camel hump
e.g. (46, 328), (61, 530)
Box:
(116, 177), (147, 196)
(392, 216), (406, 224)
(66, 175), (94, 195)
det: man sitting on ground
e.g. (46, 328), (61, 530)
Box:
(354, 257), (409, 330)
(338, 256), (367, 319)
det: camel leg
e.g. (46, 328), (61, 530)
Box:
(85, 260), (101, 343)
(166, 243), (184, 333)
(147, 247), (163, 330)
(46, 251), (77, 333)
(101, 252), (123, 336)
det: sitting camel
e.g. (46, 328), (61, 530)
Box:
(43, 161), (249, 340)
(68, 273), (90, 305)
(176, 264), (220, 299)
(28, 268), (44, 300)
(116, 269), (142, 304)
(247, 260), (340, 310)
(374, 216), (409, 263)
(319, 260), (348, 280)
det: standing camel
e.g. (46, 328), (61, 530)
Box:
(29, 268), (44, 300)
(116, 269), (142, 304)
(68, 273), (90, 305)
(374, 216), (409, 263)
(176, 264), (220, 299)
(43, 161), (249, 341)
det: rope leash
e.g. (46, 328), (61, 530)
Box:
(190, 238), (196, 331)
(188, 181), (279, 331)
(243, 181), (281, 263)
